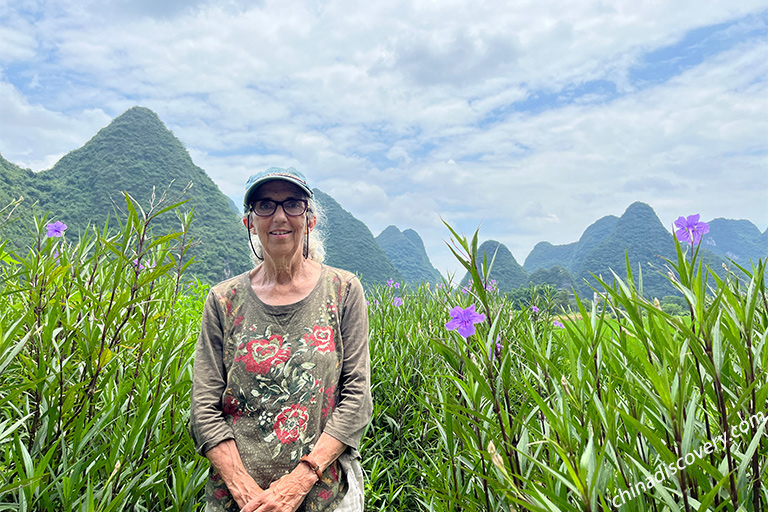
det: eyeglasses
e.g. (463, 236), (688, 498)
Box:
(250, 198), (308, 217)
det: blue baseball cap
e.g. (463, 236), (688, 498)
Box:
(243, 167), (313, 213)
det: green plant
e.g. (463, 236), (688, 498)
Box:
(413, 221), (768, 511)
(0, 193), (208, 511)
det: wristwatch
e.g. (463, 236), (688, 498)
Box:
(299, 455), (323, 481)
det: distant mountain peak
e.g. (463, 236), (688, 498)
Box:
(521, 201), (755, 298)
(461, 239), (527, 292)
(375, 224), (441, 283)
(624, 201), (655, 213)
(314, 189), (403, 286)
(705, 217), (767, 262)
(51, 105), (194, 182)
(379, 225), (402, 236)
(1, 106), (252, 282)
(402, 228), (428, 254)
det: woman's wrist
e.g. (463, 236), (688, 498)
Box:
(204, 440), (263, 505)
(292, 461), (320, 492)
(298, 455), (324, 481)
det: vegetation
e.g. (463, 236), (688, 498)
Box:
(1, 196), (766, 511)
(0, 193), (205, 510)
(524, 214), (620, 275)
(527, 264), (576, 290)
(460, 240), (529, 293)
(375, 225), (442, 284)
(706, 219), (768, 264)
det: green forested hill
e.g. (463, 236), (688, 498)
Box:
(524, 214), (619, 273)
(314, 189), (403, 287)
(523, 241), (575, 274)
(375, 225), (442, 284)
(0, 107), (252, 283)
(527, 265), (576, 290)
(574, 202), (676, 298)
(703, 218), (767, 264)
(0, 155), (38, 245)
(524, 202), (732, 299)
(461, 240), (528, 293)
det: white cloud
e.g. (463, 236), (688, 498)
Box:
(1, 0), (766, 276)
(0, 81), (110, 170)
(0, 24), (37, 62)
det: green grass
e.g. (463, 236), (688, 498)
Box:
(0, 200), (766, 511)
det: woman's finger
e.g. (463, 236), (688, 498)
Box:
(240, 495), (265, 512)
(240, 490), (288, 512)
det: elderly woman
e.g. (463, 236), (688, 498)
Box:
(190, 167), (372, 512)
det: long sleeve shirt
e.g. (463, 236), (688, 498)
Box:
(190, 265), (372, 511)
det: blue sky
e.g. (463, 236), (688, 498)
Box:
(1, 1), (766, 275)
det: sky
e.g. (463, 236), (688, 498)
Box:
(1, 0), (767, 276)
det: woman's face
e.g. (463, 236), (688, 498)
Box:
(245, 180), (316, 261)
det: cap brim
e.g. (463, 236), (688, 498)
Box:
(243, 177), (313, 213)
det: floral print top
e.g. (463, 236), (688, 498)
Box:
(190, 265), (372, 511)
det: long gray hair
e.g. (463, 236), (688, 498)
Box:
(246, 195), (326, 264)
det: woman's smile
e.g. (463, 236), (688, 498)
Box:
(249, 180), (315, 262)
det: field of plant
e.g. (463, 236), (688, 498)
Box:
(0, 197), (766, 511)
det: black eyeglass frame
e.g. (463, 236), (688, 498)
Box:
(246, 201), (312, 261)
(249, 198), (309, 217)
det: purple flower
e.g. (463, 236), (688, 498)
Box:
(46, 221), (67, 237)
(445, 304), (486, 338)
(394, 282), (400, 289)
(461, 285), (471, 294)
(553, 320), (565, 329)
(393, 297), (403, 307)
(387, 278), (394, 288)
(531, 306), (539, 313)
(132, 258), (155, 272)
(488, 334), (503, 361)
(51, 249), (60, 265)
(674, 214), (710, 246)
(374, 299), (379, 307)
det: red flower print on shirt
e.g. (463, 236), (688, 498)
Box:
(222, 395), (244, 424)
(214, 487), (229, 499)
(234, 315), (244, 328)
(235, 335), (290, 374)
(304, 325), (335, 353)
(318, 489), (333, 500)
(322, 385), (337, 418)
(273, 404), (309, 444)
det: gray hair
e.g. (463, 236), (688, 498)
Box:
(246, 195), (326, 264)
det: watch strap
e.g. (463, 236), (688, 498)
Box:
(299, 455), (323, 481)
